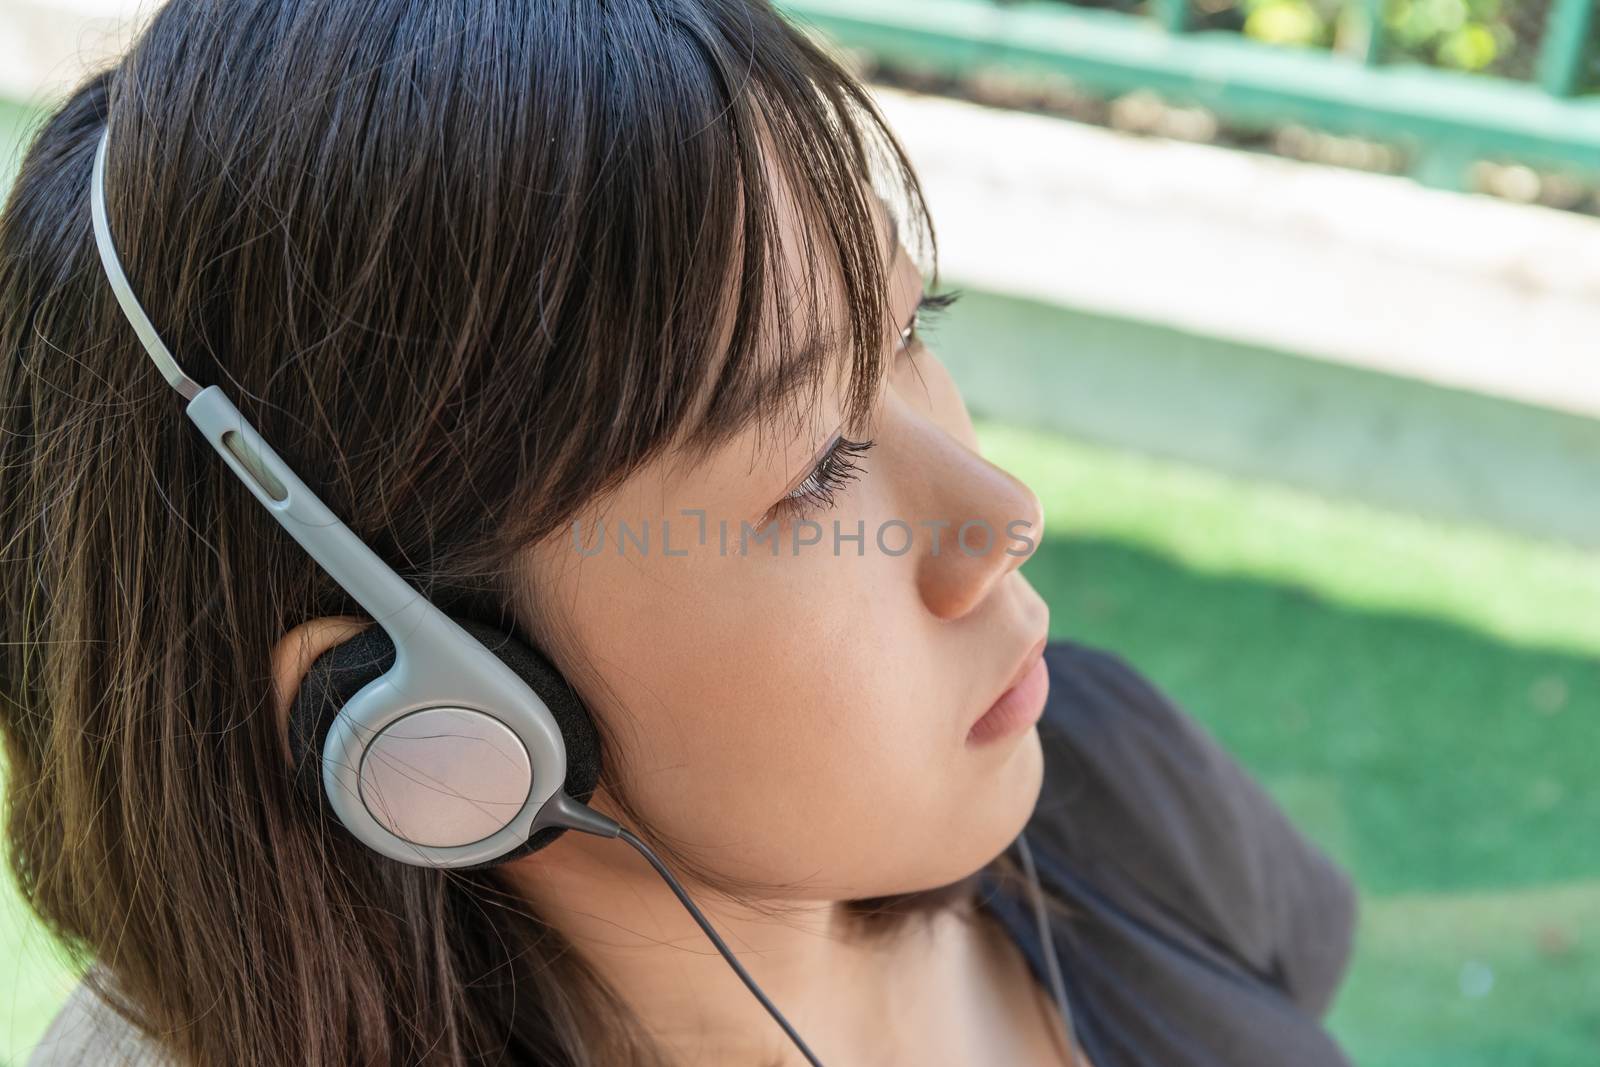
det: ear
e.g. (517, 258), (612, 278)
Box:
(269, 615), (374, 766)
(280, 615), (606, 867)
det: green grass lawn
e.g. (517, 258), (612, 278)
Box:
(0, 97), (43, 197)
(978, 419), (1600, 1067)
(3, 419), (1598, 1064)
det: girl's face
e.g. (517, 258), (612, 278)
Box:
(514, 185), (1051, 900)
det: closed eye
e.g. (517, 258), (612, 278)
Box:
(764, 290), (963, 527)
(765, 434), (874, 525)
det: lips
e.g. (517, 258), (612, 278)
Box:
(972, 632), (1047, 731)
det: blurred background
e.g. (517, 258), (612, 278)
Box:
(3, 0), (1598, 1064)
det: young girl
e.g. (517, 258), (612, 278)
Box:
(0, 1), (1357, 1064)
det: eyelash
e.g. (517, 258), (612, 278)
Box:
(770, 436), (875, 523)
(899, 289), (961, 351)
(767, 289), (964, 524)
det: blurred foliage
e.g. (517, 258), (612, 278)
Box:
(1034, 0), (1593, 83)
(1377, 0), (1547, 77)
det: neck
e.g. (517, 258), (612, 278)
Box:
(497, 819), (987, 1065)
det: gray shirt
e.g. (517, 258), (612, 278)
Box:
(30, 637), (1357, 1065)
(977, 638), (1357, 1065)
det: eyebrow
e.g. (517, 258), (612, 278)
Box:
(675, 322), (840, 471)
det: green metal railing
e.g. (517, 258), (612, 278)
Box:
(778, 0), (1600, 190)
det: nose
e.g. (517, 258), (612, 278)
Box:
(905, 429), (1046, 622)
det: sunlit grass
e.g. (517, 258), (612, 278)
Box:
(1, 857), (80, 1065)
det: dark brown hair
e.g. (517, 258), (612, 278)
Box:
(0, 1), (1058, 1064)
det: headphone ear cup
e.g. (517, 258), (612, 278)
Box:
(286, 616), (603, 866)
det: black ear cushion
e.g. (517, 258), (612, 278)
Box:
(287, 616), (603, 866)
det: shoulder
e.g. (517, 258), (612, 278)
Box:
(27, 969), (175, 1067)
(1027, 637), (1359, 1017)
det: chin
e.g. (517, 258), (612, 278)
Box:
(830, 732), (1051, 900)
(990, 727), (1046, 846)
(923, 728), (1048, 892)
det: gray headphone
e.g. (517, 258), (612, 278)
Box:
(88, 123), (615, 871)
(87, 117), (1077, 1066)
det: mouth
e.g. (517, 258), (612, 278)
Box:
(966, 633), (1050, 747)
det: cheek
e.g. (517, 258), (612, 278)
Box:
(552, 533), (958, 893)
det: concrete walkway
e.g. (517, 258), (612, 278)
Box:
(872, 86), (1600, 423)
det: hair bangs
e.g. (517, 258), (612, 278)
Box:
(662, 21), (939, 472)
